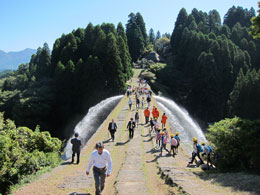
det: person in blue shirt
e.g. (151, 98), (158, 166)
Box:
(174, 132), (181, 153)
(160, 132), (169, 156)
(201, 142), (213, 170)
(188, 137), (204, 166)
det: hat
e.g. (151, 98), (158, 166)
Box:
(192, 137), (197, 142)
(170, 134), (174, 138)
(96, 142), (104, 149)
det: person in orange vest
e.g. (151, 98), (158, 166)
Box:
(143, 107), (150, 124)
(152, 106), (156, 118)
(153, 108), (160, 119)
(161, 113), (168, 128)
(152, 106), (155, 112)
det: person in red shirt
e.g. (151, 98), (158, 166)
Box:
(143, 107), (150, 124)
(153, 108), (160, 119)
(161, 113), (168, 128)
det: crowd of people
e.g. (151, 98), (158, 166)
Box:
(69, 78), (214, 195)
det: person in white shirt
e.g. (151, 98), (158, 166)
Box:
(86, 142), (112, 195)
(128, 98), (132, 110)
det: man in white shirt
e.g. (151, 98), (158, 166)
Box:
(86, 142), (112, 195)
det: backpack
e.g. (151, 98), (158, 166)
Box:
(198, 144), (203, 153)
(207, 145), (213, 153)
(163, 136), (168, 144)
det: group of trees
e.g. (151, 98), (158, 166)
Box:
(145, 5), (260, 171)
(126, 12), (148, 62)
(0, 22), (133, 139)
(150, 6), (259, 123)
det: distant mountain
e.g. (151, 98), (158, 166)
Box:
(0, 48), (36, 70)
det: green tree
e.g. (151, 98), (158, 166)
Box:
(250, 2), (260, 39)
(148, 28), (155, 44)
(156, 30), (161, 40)
(105, 33), (125, 92)
(126, 13), (145, 62)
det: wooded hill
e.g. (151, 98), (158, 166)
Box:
(148, 6), (260, 123)
(0, 23), (133, 139)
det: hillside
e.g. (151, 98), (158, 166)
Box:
(0, 48), (36, 70)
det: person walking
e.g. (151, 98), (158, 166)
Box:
(135, 111), (139, 127)
(128, 98), (132, 111)
(174, 132), (181, 153)
(86, 142), (112, 195)
(188, 137), (204, 166)
(149, 117), (154, 132)
(136, 97), (140, 110)
(201, 142), (213, 170)
(144, 107), (150, 124)
(156, 129), (161, 148)
(141, 97), (144, 109)
(127, 118), (136, 139)
(108, 119), (117, 141)
(146, 95), (151, 107)
(71, 132), (82, 164)
(161, 113), (168, 128)
(152, 108), (160, 119)
(160, 132), (169, 156)
(169, 134), (178, 156)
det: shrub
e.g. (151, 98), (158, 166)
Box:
(0, 113), (62, 194)
(207, 117), (260, 171)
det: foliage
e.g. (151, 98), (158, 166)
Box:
(126, 12), (148, 62)
(148, 28), (155, 44)
(228, 69), (260, 119)
(154, 37), (170, 57)
(152, 6), (259, 123)
(148, 63), (166, 73)
(207, 117), (260, 171)
(0, 113), (62, 194)
(0, 23), (132, 139)
(250, 2), (260, 39)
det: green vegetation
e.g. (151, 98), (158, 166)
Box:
(150, 6), (259, 123)
(0, 23), (133, 139)
(250, 2), (260, 39)
(126, 12), (148, 62)
(0, 113), (62, 194)
(207, 117), (260, 171)
(144, 6), (260, 173)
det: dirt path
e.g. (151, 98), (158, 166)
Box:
(12, 72), (255, 195)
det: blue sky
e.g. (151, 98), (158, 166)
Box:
(0, 0), (258, 52)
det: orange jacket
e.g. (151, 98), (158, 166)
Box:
(153, 109), (160, 118)
(144, 109), (150, 117)
(161, 115), (168, 124)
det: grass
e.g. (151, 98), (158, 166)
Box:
(9, 165), (60, 194)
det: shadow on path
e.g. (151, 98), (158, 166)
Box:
(103, 138), (111, 144)
(116, 139), (130, 146)
(69, 193), (90, 195)
(143, 136), (153, 142)
(193, 171), (260, 194)
(146, 148), (160, 154)
(61, 161), (72, 166)
(141, 133), (149, 137)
